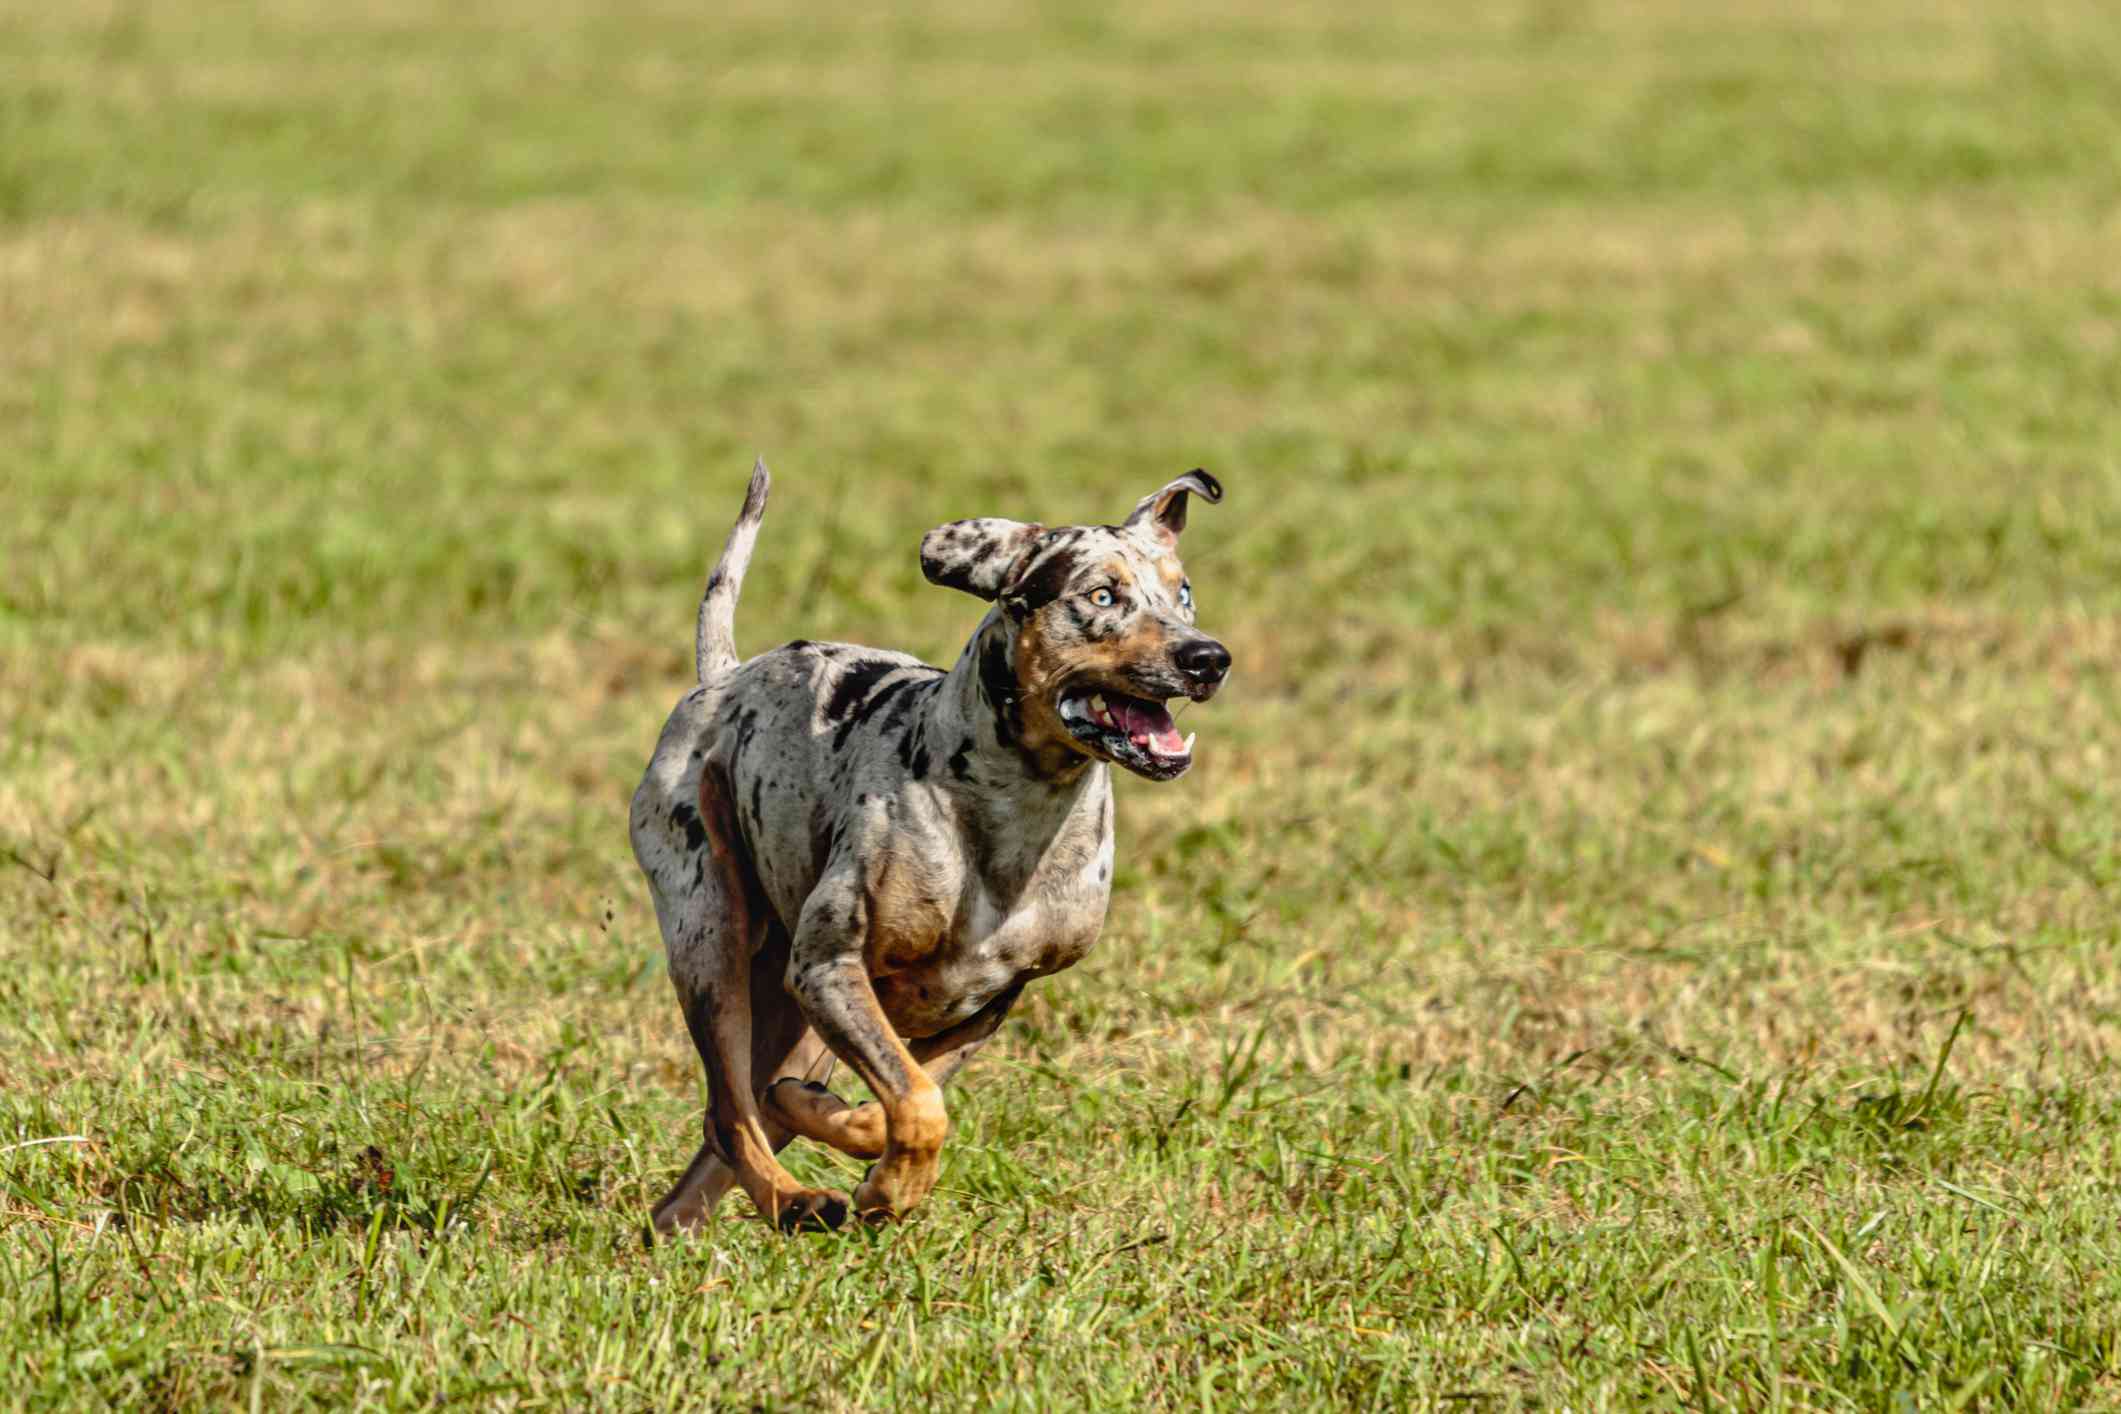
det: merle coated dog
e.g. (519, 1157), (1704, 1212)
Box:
(630, 462), (1230, 1232)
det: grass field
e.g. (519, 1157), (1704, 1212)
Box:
(6, 0), (2121, 1406)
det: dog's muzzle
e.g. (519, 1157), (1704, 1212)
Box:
(1173, 636), (1231, 699)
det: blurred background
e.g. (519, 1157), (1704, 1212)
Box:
(5, 0), (2121, 1404)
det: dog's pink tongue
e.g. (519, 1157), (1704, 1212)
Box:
(1118, 698), (1187, 755)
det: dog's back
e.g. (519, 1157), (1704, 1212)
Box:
(639, 641), (943, 936)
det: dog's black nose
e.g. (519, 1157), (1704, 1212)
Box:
(1175, 637), (1231, 685)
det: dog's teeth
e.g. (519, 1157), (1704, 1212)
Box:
(1180, 732), (1195, 755)
(1089, 694), (1107, 716)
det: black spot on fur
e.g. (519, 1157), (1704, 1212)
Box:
(833, 673), (906, 749)
(1006, 547), (1080, 615)
(831, 665), (942, 751)
(977, 632), (1021, 746)
(898, 718), (931, 778)
(783, 640), (816, 654)
(726, 719), (756, 821)
(877, 674), (929, 722)
(824, 659), (900, 727)
(731, 705), (761, 763)
(670, 802), (707, 853)
(949, 738), (974, 778)
(749, 776), (764, 836)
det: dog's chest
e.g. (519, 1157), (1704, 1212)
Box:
(875, 820), (1115, 1037)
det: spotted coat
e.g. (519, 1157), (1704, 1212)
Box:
(630, 462), (1229, 1232)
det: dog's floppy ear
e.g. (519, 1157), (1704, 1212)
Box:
(920, 518), (1045, 601)
(1124, 469), (1223, 543)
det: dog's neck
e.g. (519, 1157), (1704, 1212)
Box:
(918, 611), (1110, 902)
(926, 609), (1108, 852)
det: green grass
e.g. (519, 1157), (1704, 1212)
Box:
(6, 0), (2121, 1406)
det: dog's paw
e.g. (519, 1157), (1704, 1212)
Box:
(852, 1166), (923, 1224)
(773, 1188), (851, 1234)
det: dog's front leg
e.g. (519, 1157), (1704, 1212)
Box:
(787, 889), (948, 1220)
(764, 983), (1023, 1160)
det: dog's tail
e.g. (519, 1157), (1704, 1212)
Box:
(695, 458), (771, 683)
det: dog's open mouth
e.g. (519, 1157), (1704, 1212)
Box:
(1057, 688), (1194, 778)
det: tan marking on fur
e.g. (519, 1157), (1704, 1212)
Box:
(761, 988), (1018, 1160)
(886, 1082), (949, 1154)
(862, 853), (954, 974)
(1026, 614), (1171, 685)
(792, 950), (951, 1219)
(762, 1082), (888, 1158)
(1008, 593), (1175, 769)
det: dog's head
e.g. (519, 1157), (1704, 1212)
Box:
(920, 471), (1231, 781)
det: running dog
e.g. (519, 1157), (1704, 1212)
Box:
(630, 462), (1230, 1232)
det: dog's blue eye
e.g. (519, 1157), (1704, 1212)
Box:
(1089, 588), (1116, 608)
(1178, 581), (1192, 611)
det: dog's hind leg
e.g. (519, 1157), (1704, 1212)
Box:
(653, 928), (841, 1235)
(650, 1141), (739, 1235)
(651, 1000), (838, 1234)
(652, 1025), (838, 1235)
(656, 764), (851, 1234)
